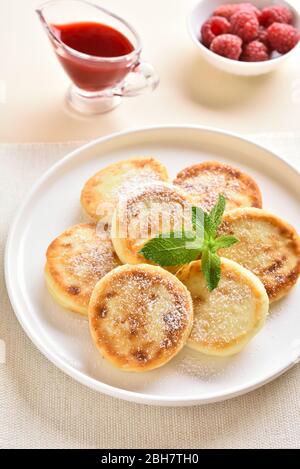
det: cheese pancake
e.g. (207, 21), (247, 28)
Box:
(173, 161), (262, 212)
(111, 183), (193, 266)
(89, 264), (193, 372)
(218, 208), (300, 302)
(45, 223), (121, 316)
(81, 157), (168, 221)
(177, 259), (269, 356)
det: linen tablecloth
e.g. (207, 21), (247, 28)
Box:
(0, 134), (299, 449)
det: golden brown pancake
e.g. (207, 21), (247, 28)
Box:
(89, 264), (193, 372)
(177, 258), (269, 356)
(173, 161), (262, 212)
(45, 223), (121, 316)
(218, 208), (300, 302)
(111, 182), (193, 266)
(81, 157), (169, 221)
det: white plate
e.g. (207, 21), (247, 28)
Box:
(5, 126), (300, 406)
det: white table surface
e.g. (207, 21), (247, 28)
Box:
(0, 0), (300, 450)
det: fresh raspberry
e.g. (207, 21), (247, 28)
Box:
(213, 4), (239, 19)
(210, 34), (243, 60)
(231, 9), (259, 42)
(240, 3), (262, 22)
(241, 40), (269, 61)
(213, 3), (261, 20)
(201, 16), (231, 47)
(257, 26), (270, 49)
(267, 22), (300, 54)
(260, 5), (293, 28)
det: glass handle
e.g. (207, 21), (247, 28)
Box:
(113, 62), (160, 97)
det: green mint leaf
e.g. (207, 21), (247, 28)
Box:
(203, 212), (212, 241)
(213, 235), (239, 251)
(191, 206), (205, 239)
(201, 249), (221, 292)
(206, 194), (226, 236)
(139, 232), (200, 266)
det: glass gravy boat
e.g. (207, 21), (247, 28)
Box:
(36, 0), (159, 114)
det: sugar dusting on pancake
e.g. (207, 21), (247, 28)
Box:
(174, 161), (262, 212)
(218, 208), (300, 302)
(81, 157), (169, 221)
(111, 182), (193, 266)
(45, 223), (121, 315)
(89, 264), (193, 371)
(177, 258), (269, 356)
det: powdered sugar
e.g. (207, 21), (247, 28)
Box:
(190, 280), (253, 346)
(176, 172), (242, 212)
(100, 267), (192, 352)
(112, 167), (163, 200)
(116, 183), (193, 241)
(57, 226), (120, 286)
(70, 244), (118, 281)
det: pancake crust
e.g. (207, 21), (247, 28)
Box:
(173, 161), (262, 212)
(177, 259), (269, 356)
(218, 208), (300, 302)
(81, 157), (169, 221)
(45, 223), (121, 316)
(111, 182), (193, 266)
(89, 264), (194, 372)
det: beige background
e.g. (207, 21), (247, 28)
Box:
(0, 0), (300, 449)
(1, 0), (300, 142)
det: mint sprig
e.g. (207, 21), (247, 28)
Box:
(139, 194), (239, 291)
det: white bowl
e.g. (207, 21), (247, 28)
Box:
(188, 0), (300, 75)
